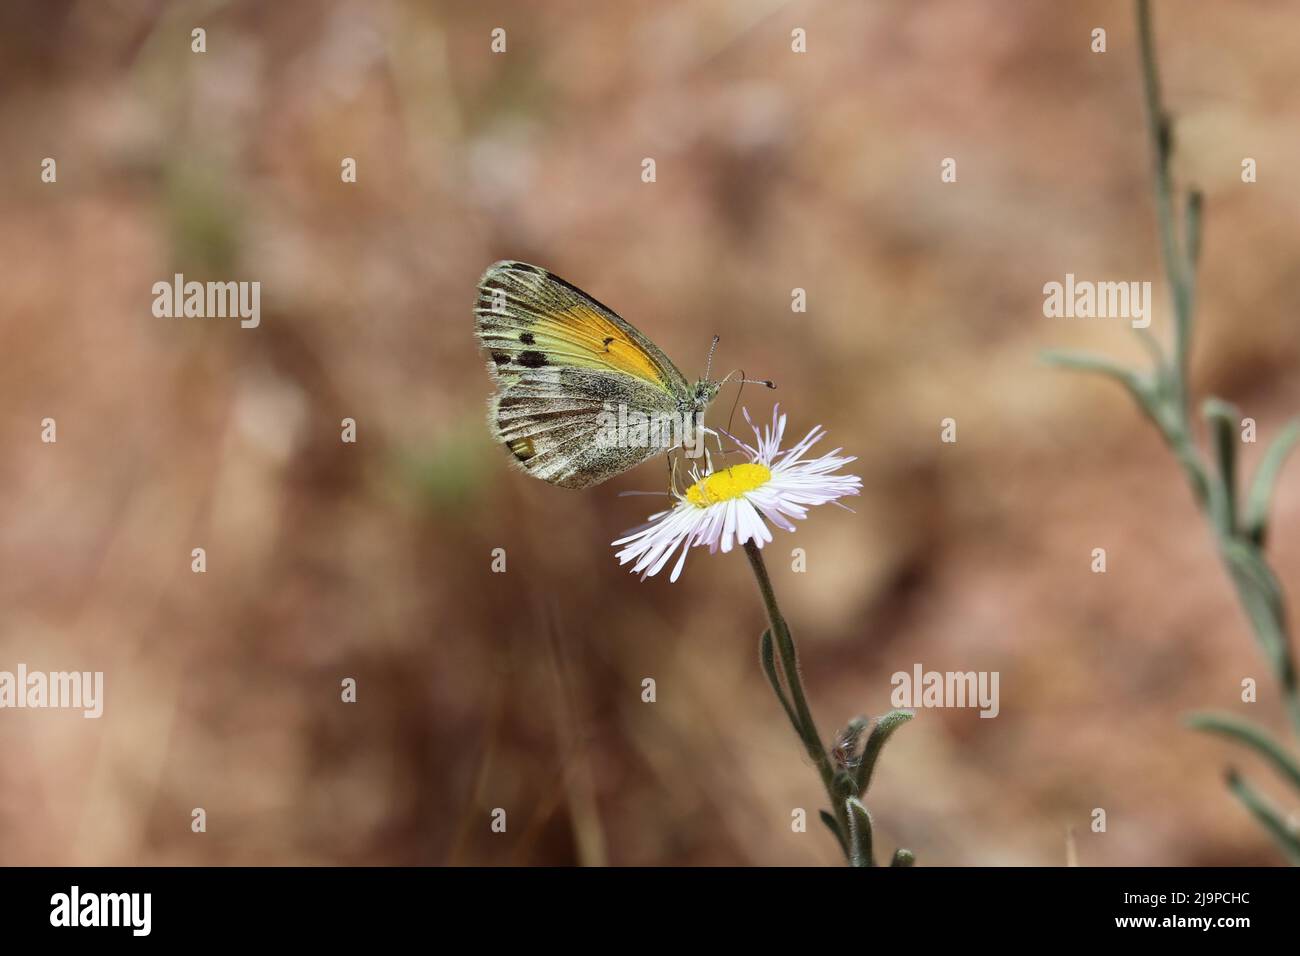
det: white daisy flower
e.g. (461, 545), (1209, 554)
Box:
(612, 406), (862, 582)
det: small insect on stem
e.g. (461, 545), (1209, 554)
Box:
(831, 723), (864, 770)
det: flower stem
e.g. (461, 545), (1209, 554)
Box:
(742, 539), (847, 855)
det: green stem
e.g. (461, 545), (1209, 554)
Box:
(743, 540), (846, 855)
(1135, 0), (1300, 747)
(1136, 0), (1192, 418)
(1048, 2), (1300, 862)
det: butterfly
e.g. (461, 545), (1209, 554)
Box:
(475, 261), (750, 489)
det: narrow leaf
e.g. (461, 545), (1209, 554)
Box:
(1134, 326), (1171, 383)
(770, 620), (829, 766)
(1203, 398), (1239, 535)
(1245, 419), (1300, 547)
(819, 810), (848, 856)
(854, 710), (914, 795)
(1225, 770), (1300, 864)
(845, 797), (875, 868)
(759, 629), (801, 736)
(1187, 712), (1300, 793)
(1222, 540), (1295, 691)
(890, 848), (916, 867)
(1043, 349), (1169, 432)
(1041, 349), (1141, 382)
(1185, 189), (1204, 268)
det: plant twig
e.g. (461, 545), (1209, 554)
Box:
(1045, 0), (1300, 861)
(743, 540), (912, 866)
(1136, 0), (1192, 413)
(744, 542), (832, 787)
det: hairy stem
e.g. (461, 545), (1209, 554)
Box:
(743, 539), (849, 857)
(1136, 0), (1192, 415)
(1135, 1), (1300, 744)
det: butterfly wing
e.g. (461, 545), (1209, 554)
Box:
(490, 369), (682, 488)
(474, 261), (691, 489)
(475, 261), (688, 391)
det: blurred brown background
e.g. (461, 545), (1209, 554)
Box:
(2, 0), (1298, 865)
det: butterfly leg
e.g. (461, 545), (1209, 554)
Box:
(665, 447), (680, 496)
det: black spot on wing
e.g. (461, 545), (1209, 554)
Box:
(518, 350), (548, 368)
(519, 332), (535, 345)
(491, 352), (510, 365)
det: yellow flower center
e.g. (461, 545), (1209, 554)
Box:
(685, 463), (772, 507)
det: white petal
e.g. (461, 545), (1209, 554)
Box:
(612, 405), (862, 580)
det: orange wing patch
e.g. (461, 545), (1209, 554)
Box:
(529, 304), (668, 386)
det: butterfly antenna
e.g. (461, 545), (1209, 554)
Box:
(703, 335), (721, 381)
(724, 375), (746, 453)
(718, 368), (777, 391)
(713, 369), (773, 465)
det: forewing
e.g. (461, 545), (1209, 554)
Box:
(474, 260), (689, 395)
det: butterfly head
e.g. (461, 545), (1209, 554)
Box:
(691, 378), (722, 410)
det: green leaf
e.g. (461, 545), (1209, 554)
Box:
(1221, 540), (1295, 692)
(1223, 540), (1285, 623)
(759, 629), (801, 736)
(854, 710), (914, 795)
(1041, 350), (1155, 412)
(1185, 189), (1204, 268)
(1134, 326), (1171, 384)
(768, 617), (830, 769)
(1225, 770), (1300, 864)
(1245, 419), (1300, 548)
(819, 810), (848, 856)
(845, 797), (875, 868)
(1187, 712), (1300, 793)
(1203, 399), (1239, 535)
(890, 848), (916, 867)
